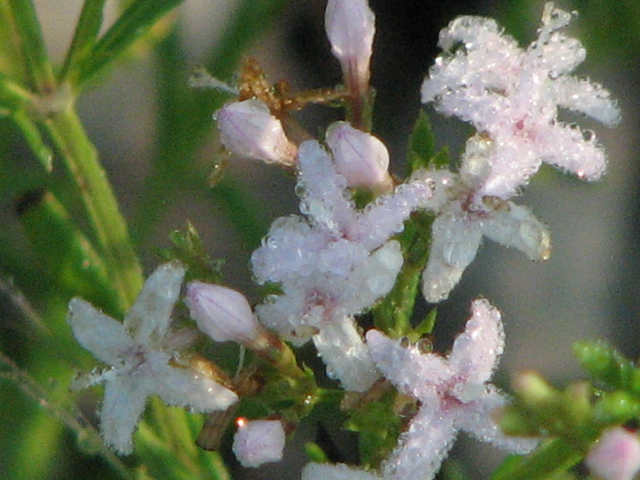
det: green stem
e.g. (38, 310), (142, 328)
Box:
(42, 106), (143, 311)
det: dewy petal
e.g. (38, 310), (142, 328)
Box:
(313, 318), (380, 392)
(68, 298), (133, 365)
(302, 462), (383, 480)
(125, 261), (185, 343)
(552, 77), (620, 127)
(296, 140), (356, 234)
(448, 299), (504, 387)
(382, 404), (457, 480)
(366, 329), (452, 398)
(421, 210), (483, 303)
(151, 360), (238, 412)
(457, 385), (538, 454)
(482, 202), (551, 261)
(100, 374), (149, 454)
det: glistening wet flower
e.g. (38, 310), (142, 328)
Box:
(421, 3), (620, 199)
(252, 139), (441, 391)
(68, 262), (238, 454)
(365, 299), (537, 479)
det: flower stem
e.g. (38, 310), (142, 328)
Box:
(42, 105), (143, 312)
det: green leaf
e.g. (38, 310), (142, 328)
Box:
(490, 439), (582, 480)
(17, 189), (121, 315)
(372, 211), (434, 337)
(7, 0), (55, 91)
(76, 0), (185, 85)
(573, 339), (640, 393)
(408, 110), (436, 172)
(60, 0), (108, 83)
(10, 110), (53, 171)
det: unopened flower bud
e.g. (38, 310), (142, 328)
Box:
(586, 427), (640, 480)
(216, 99), (297, 165)
(232, 418), (286, 468)
(186, 281), (266, 347)
(325, 0), (375, 95)
(326, 121), (392, 189)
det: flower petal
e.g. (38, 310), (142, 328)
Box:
(458, 385), (538, 454)
(421, 210), (483, 303)
(382, 405), (457, 480)
(100, 374), (149, 454)
(125, 261), (185, 343)
(313, 318), (380, 392)
(449, 299), (504, 386)
(302, 462), (382, 480)
(68, 298), (132, 366)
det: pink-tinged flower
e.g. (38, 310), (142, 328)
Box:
(325, 0), (375, 95)
(216, 99), (297, 165)
(366, 299), (537, 479)
(418, 137), (551, 303)
(326, 121), (392, 189)
(421, 4), (619, 199)
(302, 462), (382, 480)
(252, 140), (443, 391)
(185, 281), (268, 349)
(68, 262), (238, 454)
(586, 427), (640, 480)
(232, 418), (286, 468)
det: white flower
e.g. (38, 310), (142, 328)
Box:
(325, 0), (375, 95)
(586, 427), (640, 480)
(252, 140), (440, 391)
(418, 137), (551, 303)
(421, 3), (620, 199)
(232, 419), (286, 468)
(216, 99), (297, 165)
(366, 299), (537, 480)
(302, 462), (382, 480)
(326, 121), (392, 189)
(68, 262), (238, 454)
(185, 281), (268, 348)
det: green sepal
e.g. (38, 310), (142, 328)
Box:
(407, 110), (450, 175)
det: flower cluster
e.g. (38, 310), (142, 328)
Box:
(65, 1), (621, 479)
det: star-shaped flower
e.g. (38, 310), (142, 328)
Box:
(418, 138), (551, 303)
(252, 139), (440, 391)
(366, 299), (537, 479)
(68, 262), (238, 454)
(421, 3), (620, 199)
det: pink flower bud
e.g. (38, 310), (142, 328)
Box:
(326, 121), (391, 189)
(185, 281), (265, 347)
(325, 0), (375, 94)
(232, 418), (286, 468)
(216, 99), (297, 165)
(586, 427), (640, 480)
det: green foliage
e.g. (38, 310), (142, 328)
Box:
(158, 222), (225, 284)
